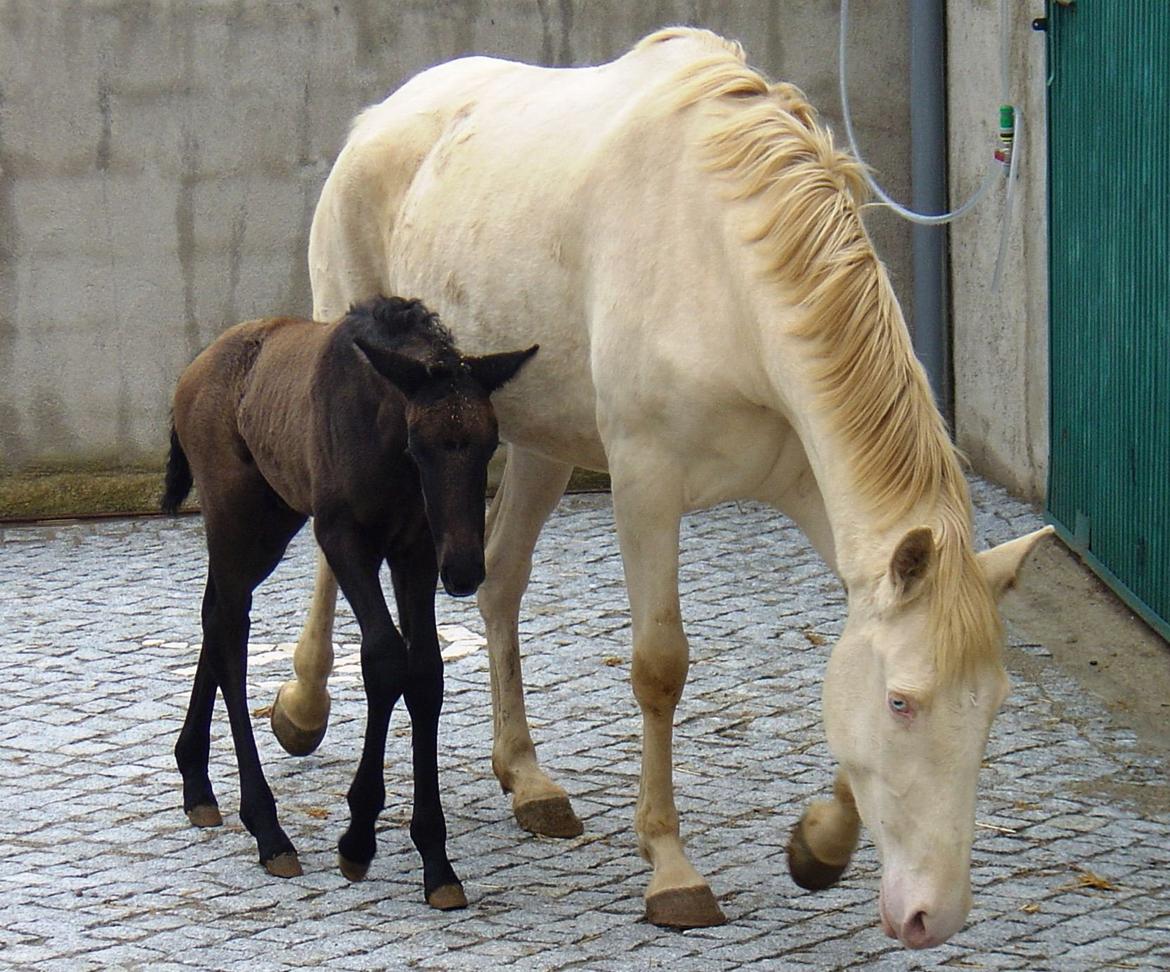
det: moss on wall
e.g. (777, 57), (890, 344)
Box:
(0, 465), (197, 522)
(0, 460), (608, 522)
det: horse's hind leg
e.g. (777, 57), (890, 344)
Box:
(174, 581), (225, 828)
(787, 769), (860, 891)
(476, 445), (578, 837)
(267, 250), (373, 756)
(197, 498), (306, 877)
(270, 549), (336, 756)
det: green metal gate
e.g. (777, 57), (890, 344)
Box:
(1046, 1), (1169, 640)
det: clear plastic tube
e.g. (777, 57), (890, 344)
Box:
(839, 0), (1004, 226)
(1000, 0), (1012, 101)
(990, 0), (1018, 291)
(991, 106), (1022, 292)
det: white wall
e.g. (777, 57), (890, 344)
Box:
(947, 0), (1050, 500)
(0, 0), (911, 487)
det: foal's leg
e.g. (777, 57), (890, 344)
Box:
(476, 445), (578, 836)
(270, 548), (336, 756)
(389, 539), (465, 910)
(787, 769), (860, 891)
(174, 582), (225, 828)
(610, 456), (726, 928)
(180, 498), (305, 877)
(319, 524), (398, 881)
(314, 519), (452, 902)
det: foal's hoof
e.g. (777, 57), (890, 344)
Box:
(186, 804), (223, 828)
(270, 686), (327, 757)
(514, 795), (584, 838)
(338, 854), (370, 882)
(644, 884), (727, 929)
(786, 822), (848, 891)
(426, 882), (468, 911)
(264, 851), (303, 879)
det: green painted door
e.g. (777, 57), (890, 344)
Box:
(1046, 0), (1169, 640)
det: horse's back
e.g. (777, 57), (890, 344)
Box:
(311, 29), (777, 480)
(174, 317), (328, 511)
(312, 28), (742, 321)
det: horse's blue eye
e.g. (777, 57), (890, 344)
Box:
(888, 696), (909, 713)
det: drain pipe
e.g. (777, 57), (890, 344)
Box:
(909, 0), (952, 423)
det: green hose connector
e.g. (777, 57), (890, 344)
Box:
(996, 104), (1015, 166)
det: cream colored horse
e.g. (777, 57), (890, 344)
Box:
(277, 28), (1050, 947)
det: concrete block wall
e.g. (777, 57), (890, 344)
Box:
(0, 0), (910, 492)
(947, 0), (1050, 501)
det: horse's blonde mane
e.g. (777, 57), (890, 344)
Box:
(640, 32), (1003, 679)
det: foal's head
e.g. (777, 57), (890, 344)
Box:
(352, 299), (537, 596)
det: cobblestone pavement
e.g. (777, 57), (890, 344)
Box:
(1, 479), (1167, 971)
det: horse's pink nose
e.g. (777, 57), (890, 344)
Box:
(900, 910), (934, 950)
(881, 880), (969, 949)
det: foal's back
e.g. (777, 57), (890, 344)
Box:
(173, 315), (337, 516)
(173, 300), (463, 524)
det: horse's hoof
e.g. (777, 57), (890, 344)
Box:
(426, 882), (468, 911)
(514, 795), (584, 838)
(186, 804), (223, 828)
(270, 686), (327, 757)
(264, 851), (303, 879)
(786, 821), (848, 891)
(644, 884), (727, 929)
(338, 854), (369, 882)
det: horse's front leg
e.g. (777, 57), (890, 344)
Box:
(477, 446), (581, 837)
(611, 462), (726, 929)
(787, 769), (860, 890)
(315, 523), (400, 883)
(271, 546), (336, 756)
(391, 547), (465, 911)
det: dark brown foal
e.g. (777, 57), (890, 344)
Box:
(162, 295), (536, 909)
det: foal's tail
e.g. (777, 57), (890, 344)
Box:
(161, 424), (194, 515)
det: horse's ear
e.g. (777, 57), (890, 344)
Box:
(465, 345), (539, 393)
(886, 526), (936, 603)
(353, 337), (430, 396)
(977, 526), (1054, 600)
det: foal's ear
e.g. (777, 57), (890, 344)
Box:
(353, 337), (431, 396)
(465, 345), (539, 393)
(977, 525), (1054, 600)
(885, 526), (936, 604)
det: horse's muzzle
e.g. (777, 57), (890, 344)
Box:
(440, 561), (485, 598)
(879, 875), (971, 950)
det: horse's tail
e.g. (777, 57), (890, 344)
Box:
(160, 424), (194, 515)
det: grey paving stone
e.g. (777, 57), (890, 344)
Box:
(0, 483), (1167, 970)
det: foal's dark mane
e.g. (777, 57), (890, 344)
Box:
(342, 296), (460, 369)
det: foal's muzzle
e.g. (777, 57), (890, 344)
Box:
(440, 561), (485, 598)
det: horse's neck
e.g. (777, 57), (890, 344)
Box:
(756, 321), (949, 588)
(794, 425), (938, 585)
